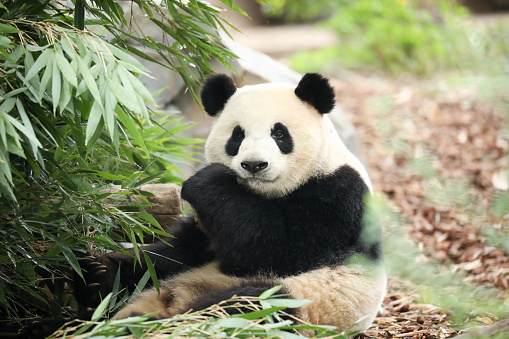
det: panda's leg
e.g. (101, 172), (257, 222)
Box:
(281, 265), (387, 333)
(113, 261), (245, 319)
(185, 282), (284, 316)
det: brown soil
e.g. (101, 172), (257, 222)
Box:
(332, 74), (509, 338)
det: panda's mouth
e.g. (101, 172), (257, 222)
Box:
(240, 174), (280, 184)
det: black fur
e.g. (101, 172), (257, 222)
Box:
(225, 125), (245, 156)
(18, 318), (69, 339)
(271, 122), (293, 154)
(201, 74), (236, 116)
(181, 163), (380, 277)
(36, 163), (379, 337)
(294, 73), (335, 114)
(17, 311), (95, 339)
(24, 74), (381, 337)
(187, 282), (287, 315)
(74, 218), (215, 308)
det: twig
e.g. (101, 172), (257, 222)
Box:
(395, 330), (428, 337)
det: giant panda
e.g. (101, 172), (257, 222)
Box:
(74, 73), (386, 334)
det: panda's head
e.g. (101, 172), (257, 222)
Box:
(201, 73), (367, 198)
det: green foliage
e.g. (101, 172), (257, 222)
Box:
(290, 0), (470, 75)
(0, 0), (241, 323)
(256, 0), (340, 22)
(47, 287), (351, 338)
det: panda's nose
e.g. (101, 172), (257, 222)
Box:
(241, 161), (268, 173)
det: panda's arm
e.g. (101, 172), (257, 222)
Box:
(182, 163), (381, 276)
(74, 217), (215, 307)
(181, 164), (287, 266)
(181, 164), (279, 231)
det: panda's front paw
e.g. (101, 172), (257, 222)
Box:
(182, 163), (236, 203)
(197, 163), (235, 182)
(18, 318), (68, 339)
(74, 253), (116, 308)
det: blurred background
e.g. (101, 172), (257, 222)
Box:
(210, 1), (509, 337)
(2, 0), (509, 337)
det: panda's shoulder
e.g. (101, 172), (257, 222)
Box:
(294, 165), (369, 200)
(327, 165), (369, 188)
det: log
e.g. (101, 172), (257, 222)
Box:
(103, 183), (183, 215)
(133, 183), (182, 215)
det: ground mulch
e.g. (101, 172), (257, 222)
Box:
(332, 74), (509, 338)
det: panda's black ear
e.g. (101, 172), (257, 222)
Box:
(201, 74), (237, 117)
(294, 73), (335, 114)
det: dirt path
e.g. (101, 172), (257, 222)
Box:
(331, 74), (508, 338)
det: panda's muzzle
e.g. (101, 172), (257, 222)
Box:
(241, 161), (268, 174)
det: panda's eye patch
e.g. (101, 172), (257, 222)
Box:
(273, 130), (285, 139)
(226, 125), (245, 156)
(234, 129), (245, 141)
(271, 122), (293, 154)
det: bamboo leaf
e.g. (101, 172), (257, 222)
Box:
(107, 76), (141, 114)
(135, 90), (150, 122)
(24, 48), (51, 83)
(129, 229), (140, 264)
(77, 56), (102, 107)
(0, 114), (6, 146)
(264, 298), (313, 308)
(52, 55), (61, 113)
(102, 86), (116, 141)
(50, 235), (82, 280)
(55, 46), (78, 88)
(92, 293), (113, 321)
(76, 79), (87, 97)
(0, 148), (13, 187)
(0, 23), (19, 34)
(38, 56), (53, 102)
(108, 266), (122, 313)
(1, 111), (21, 147)
(259, 285), (283, 300)
(75, 169), (126, 180)
(119, 66), (155, 105)
(0, 35), (13, 49)
(26, 45), (48, 52)
(4, 114), (41, 148)
(215, 318), (252, 329)
(106, 43), (146, 71)
(167, 2), (182, 21)
(111, 106), (120, 152)
(115, 106), (147, 153)
(128, 270), (151, 303)
(16, 98), (42, 153)
(142, 251), (159, 293)
(60, 36), (76, 59)
(85, 100), (103, 145)
(9, 44), (24, 63)
(58, 74), (72, 112)
(239, 307), (287, 320)
(0, 97), (16, 114)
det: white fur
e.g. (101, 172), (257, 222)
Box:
(205, 83), (372, 198)
(115, 261), (386, 335)
(114, 81), (386, 335)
